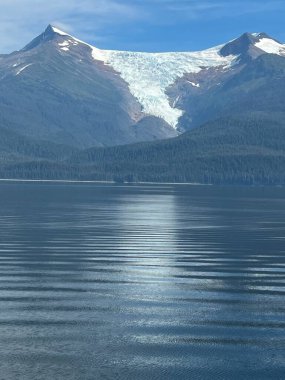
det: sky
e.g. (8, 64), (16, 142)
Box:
(0, 0), (285, 53)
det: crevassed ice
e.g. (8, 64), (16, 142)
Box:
(93, 48), (234, 128)
(51, 26), (234, 128)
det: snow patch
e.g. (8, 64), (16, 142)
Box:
(58, 41), (69, 47)
(255, 38), (285, 55)
(51, 26), (106, 61)
(15, 63), (33, 76)
(58, 39), (81, 52)
(188, 81), (200, 88)
(173, 96), (180, 107)
(51, 26), (68, 36)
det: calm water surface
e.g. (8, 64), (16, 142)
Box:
(0, 182), (284, 379)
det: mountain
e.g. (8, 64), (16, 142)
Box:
(1, 26), (284, 148)
(0, 25), (178, 149)
(0, 124), (76, 163)
(66, 112), (285, 186)
(0, 26), (285, 184)
(1, 110), (284, 185)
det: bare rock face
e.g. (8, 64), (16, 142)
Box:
(0, 25), (177, 149)
(0, 26), (284, 151)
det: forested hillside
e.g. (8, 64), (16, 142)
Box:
(1, 29), (285, 185)
(1, 113), (284, 185)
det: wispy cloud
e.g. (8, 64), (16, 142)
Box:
(168, 0), (285, 17)
(139, 0), (285, 22)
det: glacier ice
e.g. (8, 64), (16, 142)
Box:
(51, 26), (235, 128)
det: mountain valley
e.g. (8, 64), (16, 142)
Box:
(0, 26), (285, 184)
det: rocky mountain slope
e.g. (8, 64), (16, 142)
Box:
(1, 26), (285, 184)
(1, 26), (285, 150)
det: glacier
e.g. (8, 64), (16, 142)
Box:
(50, 26), (237, 128)
(96, 48), (235, 128)
(50, 26), (285, 128)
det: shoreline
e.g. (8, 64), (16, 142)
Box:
(0, 178), (283, 188)
(0, 178), (209, 186)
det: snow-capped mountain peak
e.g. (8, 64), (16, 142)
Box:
(220, 32), (285, 59)
(2, 26), (285, 151)
(49, 25), (68, 36)
(33, 25), (235, 128)
(20, 26), (285, 129)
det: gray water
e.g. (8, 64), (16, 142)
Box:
(0, 182), (284, 380)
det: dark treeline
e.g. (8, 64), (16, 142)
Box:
(0, 113), (285, 186)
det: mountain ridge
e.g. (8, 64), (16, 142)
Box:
(0, 26), (285, 184)
(22, 25), (285, 129)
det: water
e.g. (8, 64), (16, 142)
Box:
(0, 182), (284, 380)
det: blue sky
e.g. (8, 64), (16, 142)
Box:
(0, 0), (285, 53)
